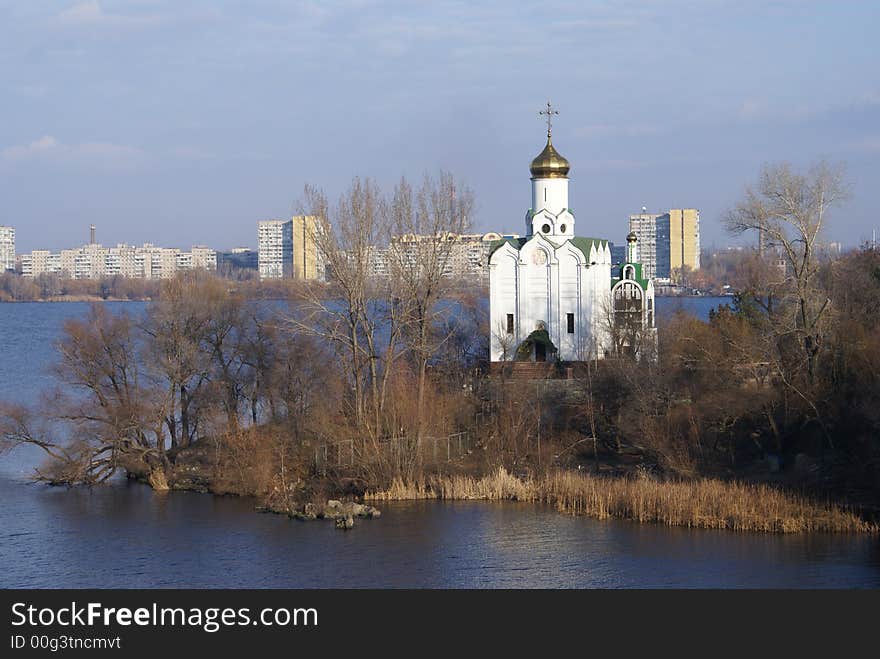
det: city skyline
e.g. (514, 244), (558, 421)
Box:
(2, 2), (879, 253)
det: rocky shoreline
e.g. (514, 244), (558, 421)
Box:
(258, 499), (381, 530)
(123, 445), (382, 530)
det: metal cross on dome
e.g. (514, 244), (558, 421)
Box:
(539, 101), (559, 138)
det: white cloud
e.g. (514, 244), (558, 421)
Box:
(53, 1), (167, 31)
(56, 1), (103, 24)
(1, 135), (60, 159)
(0, 135), (144, 168)
(735, 94), (880, 126)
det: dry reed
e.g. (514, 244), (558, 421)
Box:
(365, 467), (875, 534)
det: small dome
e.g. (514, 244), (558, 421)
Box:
(626, 231), (638, 242)
(530, 137), (570, 179)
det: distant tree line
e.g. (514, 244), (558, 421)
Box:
(0, 271), (321, 303)
(0, 273), (162, 302)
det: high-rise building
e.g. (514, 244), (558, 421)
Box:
(366, 245), (390, 278)
(258, 219), (293, 280)
(291, 215), (321, 279)
(258, 217), (323, 280)
(609, 242), (627, 267)
(668, 208), (700, 274)
(74, 242), (107, 279)
(20, 250), (51, 277)
(655, 214), (671, 279)
(365, 232), (516, 282)
(628, 212), (663, 280)
(0, 226), (14, 272)
(19, 243), (216, 280)
(106, 244), (141, 277)
(442, 232), (509, 281)
(189, 245), (218, 271)
(147, 246), (181, 279)
(628, 208), (700, 280)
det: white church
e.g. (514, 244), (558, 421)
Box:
(488, 104), (656, 364)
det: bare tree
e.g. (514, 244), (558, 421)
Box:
(142, 276), (213, 449)
(725, 161), (848, 384)
(1, 305), (172, 488)
(388, 172), (473, 440)
(292, 179), (397, 439)
(492, 318), (517, 364)
(199, 280), (251, 430)
(485, 381), (540, 467)
(576, 355), (602, 473)
(431, 286), (488, 387)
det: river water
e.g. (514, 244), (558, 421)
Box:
(1, 299), (879, 588)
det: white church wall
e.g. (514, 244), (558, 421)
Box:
(531, 178), (568, 216)
(489, 245), (521, 361)
(529, 209), (575, 240)
(520, 242), (552, 341)
(530, 210), (556, 237)
(558, 251), (581, 360)
(490, 237), (621, 362)
(588, 263), (612, 357)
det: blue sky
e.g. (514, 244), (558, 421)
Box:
(1, 0), (878, 252)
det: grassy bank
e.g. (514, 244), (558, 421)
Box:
(365, 468), (875, 534)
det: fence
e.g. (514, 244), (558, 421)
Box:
(314, 431), (472, 473)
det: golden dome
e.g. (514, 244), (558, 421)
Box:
(530, 136), (570, 179)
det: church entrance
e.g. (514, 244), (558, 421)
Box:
(535, 342), (546, 362)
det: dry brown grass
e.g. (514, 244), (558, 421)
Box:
(366, 467), (876, 534)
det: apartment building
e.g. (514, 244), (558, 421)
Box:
(628, 208), (700, 280)
(19, 243), (216, 280)
(366, 232), (513, 282)
(628, 212), (663, 280)
(669, 208), (701, 273)
(0, 226), (14, 272)
(258, 220), (293, 279)
(258, 217), (322, 280)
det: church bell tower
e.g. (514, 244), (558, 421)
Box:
(527, 102), (574, 239)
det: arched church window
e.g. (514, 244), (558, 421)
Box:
(541, 223), (551, 234)
(614, 282), (643, 314)
(623, 265), (635, 280)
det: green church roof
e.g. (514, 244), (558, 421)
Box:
(611, 261), (650, 290)
(488, 234), (652, 290)
(487, 235), (609, 263)
(487, 237), (528, 260)
(568, 237), (609, 261)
